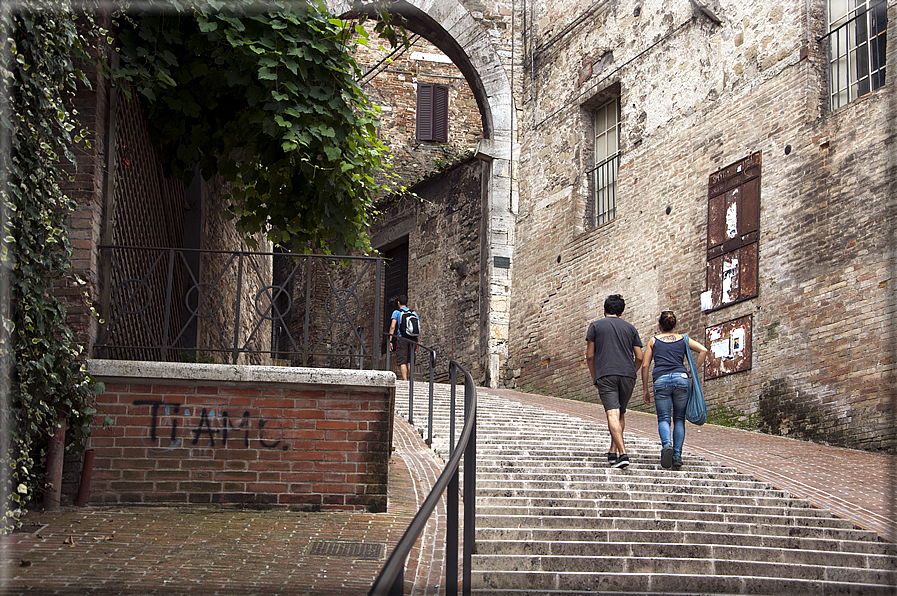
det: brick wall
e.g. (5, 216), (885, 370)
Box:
(85, 361), (395, 511)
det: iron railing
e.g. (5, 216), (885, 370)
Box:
(586, 151), (620, 227)
(369, 360), (477, 596)
(94, 246), (382, 367)
(820, 0), (888, 110)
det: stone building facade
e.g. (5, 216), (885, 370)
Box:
(334, 0), (895, 452)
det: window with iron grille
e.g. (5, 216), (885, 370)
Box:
(416, 83), (449, 143)
(824, 0), (887, 110)
(587, 99), (620, 227)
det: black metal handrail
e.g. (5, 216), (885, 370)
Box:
(384, 333), (437, 446)
(369, 360), (477, 596)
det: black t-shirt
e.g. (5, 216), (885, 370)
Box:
(585, 316), (643, 380)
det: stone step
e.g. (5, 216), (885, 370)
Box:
(475, 516), (871, 541)
(473, 540), (896, 569)
(473, 554), (897, 582)
(475, 483), (808, 502)
(478, 497), (830, 517)
(471, 569), (897, 595)
(476, 471), (775, 491)
(475, 527), (896, 555)
(476, 481), (793, 500)
(475, 505), (853, 530)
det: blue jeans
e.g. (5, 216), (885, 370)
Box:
(653, 373), (690, 456)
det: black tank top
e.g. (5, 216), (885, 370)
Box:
(652, 337), (687, 381)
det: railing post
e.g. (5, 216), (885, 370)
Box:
(447, 467), (459, 596)
(449, 364), (457, 453)
(408, 341), (415, 426)
(231, 252), (244, 364)
(462, 374), (477, 596)
(389, 569), (404, 596)
(373, 260), (382, 370)
(160, 248), (176, 361)
(302, 256), (312, 367)
(427, 350), (435, 447)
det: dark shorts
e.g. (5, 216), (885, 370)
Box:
(595, 375), (636, 414)
(395, 339), (412, 366)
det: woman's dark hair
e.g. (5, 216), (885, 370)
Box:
(659, 310), (677, 332)
(604, 294), (625, 316)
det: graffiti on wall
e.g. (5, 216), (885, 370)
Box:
(133, 400), (287, 451)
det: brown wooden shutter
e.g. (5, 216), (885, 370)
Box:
(416, 83), (434, 141)
(432, 85), (449, 143)
(416, 83), (449, 142)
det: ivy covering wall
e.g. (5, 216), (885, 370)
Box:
(0, 0), (102, 529)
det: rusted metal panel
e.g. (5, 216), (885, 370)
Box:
(704, 315), (752, 380)
(741, 176), (761, 234)
(740, 242), (759, 299)
(706, 256), (723, 309)
(721, 252), (741, 305)
(707, 192), (725, 250)
(703, 151), (762, 313)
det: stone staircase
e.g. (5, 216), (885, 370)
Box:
(395, 382), (897, 595)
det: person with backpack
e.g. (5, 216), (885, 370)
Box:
(389, 294), (420, 381)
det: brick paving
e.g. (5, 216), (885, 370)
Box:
(2, 385), (895, 595)
(0, 416), (443, 596)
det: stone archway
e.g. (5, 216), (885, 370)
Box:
(328, 0), (517, 386)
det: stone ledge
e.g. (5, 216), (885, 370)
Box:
(87, 359), (396, 390)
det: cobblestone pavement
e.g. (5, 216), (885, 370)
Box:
(2, 386), (894, 596)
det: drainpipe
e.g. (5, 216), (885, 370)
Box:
(43, 416), (65, 511)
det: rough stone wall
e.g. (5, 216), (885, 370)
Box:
(505, 0), (896, 451)
(370, 158), (485, 383)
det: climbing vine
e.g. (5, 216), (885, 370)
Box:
(113, 0), (406, 254)
(0, 0), (104, 530)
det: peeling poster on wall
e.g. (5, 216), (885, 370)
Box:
(704, 315), (752, 380)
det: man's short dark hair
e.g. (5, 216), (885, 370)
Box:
(396, 294), (408, 306)
(604, 294), (625, 316)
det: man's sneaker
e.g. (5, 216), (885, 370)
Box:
(672, 455), (682, 469)
(661, 445), (674, 469)
(611, 454), (630, 468)
(605, 452), (617, 463)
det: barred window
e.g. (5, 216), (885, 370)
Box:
(587, 99), (620, 227)
(824, 0), (888, 110)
